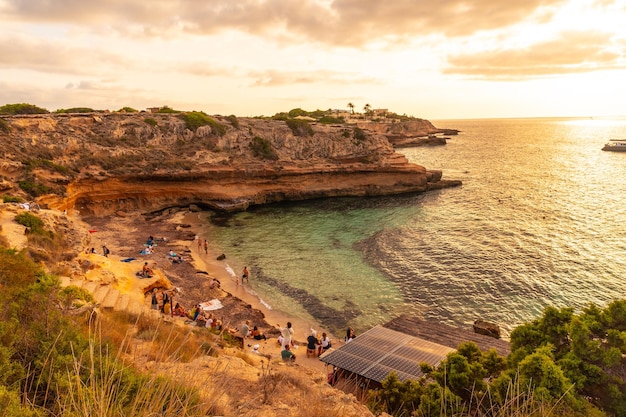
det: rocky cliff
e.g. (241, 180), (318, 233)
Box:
(0, 112), (460, 215)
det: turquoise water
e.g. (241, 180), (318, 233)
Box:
(204, 117), (626, 338)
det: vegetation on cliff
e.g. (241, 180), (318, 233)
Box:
(370, 301), (626, 416)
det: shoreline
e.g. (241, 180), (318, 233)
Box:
(182, 211), (338, 344)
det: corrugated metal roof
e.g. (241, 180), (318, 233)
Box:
(319, 326), (455, 383)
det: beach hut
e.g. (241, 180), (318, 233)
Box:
(320, 318), (511, 396)
(319, 326), (454, 394)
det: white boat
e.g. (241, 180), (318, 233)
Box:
(602, 139), (626, 151)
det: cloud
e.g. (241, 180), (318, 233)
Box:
(2, 0), (569, 46)
(247, 69), (381, 86)
(0, 36), (130, 75)
(444, 31), (626, 79)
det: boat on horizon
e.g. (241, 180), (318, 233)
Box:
(602, 139), (626, 152)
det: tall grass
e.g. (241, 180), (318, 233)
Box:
(50, 311), (225, 416)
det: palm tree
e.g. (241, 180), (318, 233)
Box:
(363, 103), (371, 117)
(347, 102), (355, 114)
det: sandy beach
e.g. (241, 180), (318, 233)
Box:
(78, 208), (339, 372)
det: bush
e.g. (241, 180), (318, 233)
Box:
(2, 195), (23, 203)
(118, 107), (138, 113)
(0, 117), (9, 133)
(156, 106), (180, 113)
(14, 211), (44, 230)
(250, 136), (278, 160)
(226, 114), (239, 128)
(24, 159), (69, 175)
(353, 127), (367, 143)
(144, 117), (158, 127)
(54, 107), (96, 113)
(182, 112), (226, 136)
(285, 119), (314, 136)
(18, 179), (51, 197)
(0, 103), (49, 114)
(319, 115), (344, 124)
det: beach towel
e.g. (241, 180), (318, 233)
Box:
(199, 299), (224, 311)
(120, 257), (137, 263)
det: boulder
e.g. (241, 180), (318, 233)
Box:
(216, 253), (226, 260)
(473, 319), (501, 339)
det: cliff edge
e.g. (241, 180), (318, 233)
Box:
(0, 112), (460, 215)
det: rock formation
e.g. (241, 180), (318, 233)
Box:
(0, 112), (461, 215)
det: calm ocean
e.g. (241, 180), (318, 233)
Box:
(203, 117), (626, 338)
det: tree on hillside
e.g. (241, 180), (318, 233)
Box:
(0, 103), (49, 115)
(347, 102), (355, 114)
(363, 103), (372, 117)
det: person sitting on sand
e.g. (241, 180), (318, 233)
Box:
(169, 250), (177, 257)
(240, 320), (251, 338)
(346, 327), (356, 342)
(173, 302), (185, 317)
(141, 262), (154, 278)
(171, 255), (184, 264)
(281, 344), (296, 362)
(318, 332), (331, 356)
(251, 325), (266, 340)
(306, 330), (319, 357)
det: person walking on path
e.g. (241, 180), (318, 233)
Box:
(203, 239), (208, 255)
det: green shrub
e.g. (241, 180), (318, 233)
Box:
(0, 103), (49, 114)
(319, 115), (344, 124)
(226, 114), (239, 128)
(0, 117), (9, 133)
(24, 159), (69, 175)
(15, 211), (45, 232)
(250, 136), (278, 160)
(341, 129), (350, 138)
(2, 195), (23, 203)
(353, 127), (367, 143)
(118, 106), (137, 113)
(144, 117), (158, 126)
(18, 179), (51, 197)
(288, 108), (307, 118)
(182, 112), (226, 135)
(54, 107), (96, 113)
(156, 105), (180, 113)
(285, 119), (314, 136)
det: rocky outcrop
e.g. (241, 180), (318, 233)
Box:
(0, 112), (461, 215)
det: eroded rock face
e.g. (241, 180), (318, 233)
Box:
(0, 113), (461, 215)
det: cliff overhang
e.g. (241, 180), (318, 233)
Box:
(0, 112), (461, 215)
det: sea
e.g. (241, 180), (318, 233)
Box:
(202, 117), (626, 339)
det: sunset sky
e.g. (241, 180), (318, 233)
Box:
(1, 0), (625, 119)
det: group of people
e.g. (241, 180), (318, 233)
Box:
(240, 320), (267, 340)
(150, 288), (180, 316)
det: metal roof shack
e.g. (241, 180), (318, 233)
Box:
(319, 326), (454, 389)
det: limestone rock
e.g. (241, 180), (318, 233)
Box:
(473, 319), (501, 339)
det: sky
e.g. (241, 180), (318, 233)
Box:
(1, 0), (626, 120)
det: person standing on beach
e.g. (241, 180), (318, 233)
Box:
(197, 237), (202, 251)
(242, 266), (249, 283)
(278, 322), (294, 349)
(203, 239), (208, 254)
